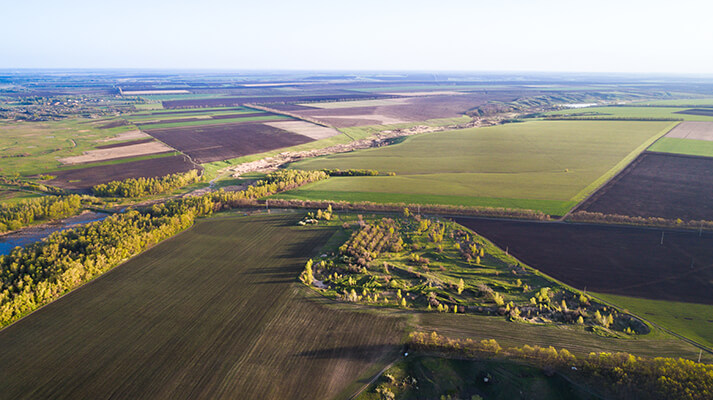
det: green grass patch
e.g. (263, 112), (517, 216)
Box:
(286, 120), (672, 214)
(52, 151), (181, 172)
(0, 119), (141, 176)
(594, 293), (713, 350)
(545, 106), (713, 121)
(274, 187), (574, 216)
(648, 137), (713, 157)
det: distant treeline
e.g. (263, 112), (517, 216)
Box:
(261, 198), (551, 220)
(0, 195), (85, 233)
(410, 331), (713, 400)
(92, 169), (202, 198)
(568, 211), (713, 231)
(322, 168), (389, 177)
(0, 169), (329, 328)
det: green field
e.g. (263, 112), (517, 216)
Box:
(417, 313), (711, 362)
(546, 106), (713, 121)
(0, 119), (141, 176)
(0, 214), (404, 399)
(632, 98), (713, 106)
(357, 356), (601, 400)
(283, 120), (675, 215)
(594, 293), (713, 350)
(648, 137), (713, 157)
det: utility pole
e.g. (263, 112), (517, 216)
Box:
(266, 199), (269, 213)
(660, 231), (665, 245)
(699, 349), (702, 363)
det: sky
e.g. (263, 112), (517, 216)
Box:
(3, 0), (713, 74)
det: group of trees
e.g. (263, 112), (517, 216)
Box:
(0, 195), (85, 233)
(409, 331), (713, 400)
(569, 211), (713, 231)
(321, 168), (390, 177)
(259, 198), (551, 220)
(0, 169), (331, 328)
(339, 218), (404, 265)
(92, 170), (202, 198)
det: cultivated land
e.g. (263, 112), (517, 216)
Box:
(47, 153), (197, 190)
(648, 138), (713, 157)
(144, 122), (315, 163)
(664, 121), (713, 140)
(285, 120), (675, 215)
(284, 93), (520, 128)
(57, 140), (173, 164)
(545, 106), (713, 121)
(455, 217), (713, 305)
(0, 214), (404, 400)
(578, 152), (713, 221)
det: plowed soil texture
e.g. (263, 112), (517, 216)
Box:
(144, 122), (314, 163)
(0, 214), (403, 400)
(49, 154), (197, 190)
(576, 152), (713, 221)
(456, 217), (713, 305)
(162, 93), (392, 109)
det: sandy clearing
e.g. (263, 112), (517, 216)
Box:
(312, 114), (407, 125)
(101, 130), (151, 142)
(58, 141), (173, 164)
(299, 98), (414, 109)
(263, 121), (341, 140)
(665, 121), (713, 141)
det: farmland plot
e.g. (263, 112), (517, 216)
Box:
(455, 217), (713, 305)
(0, 214), (403, 400)
(578, 152), (713, 221)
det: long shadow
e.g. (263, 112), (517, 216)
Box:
(292, 344), (400, 361)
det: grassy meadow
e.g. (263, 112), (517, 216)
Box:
(0, 119), (139, 176)
(0, 214), (404, 400)
(282, 120), (674, 215)
(545, 106), (713, 121)
(594, 293), (713, 350)
(648, 137), (713, 157)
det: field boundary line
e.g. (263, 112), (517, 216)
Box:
(562, 121), (680, 220)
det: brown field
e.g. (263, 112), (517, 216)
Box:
(577, 152), (713, 221)
(162, 93), (392, 109)
(94, 138), (155, 149)
(49, 155), (197, 190)
(287, 94), (518, 127)
(144, 122), (314, 163)
(58, 141), (174, 165)
(455, 217), (713, 305)
(674, 108), (713, 117)
(135, 112), (280, 126)
(263, 120), (341, 140)
(664, 121), (713, 140)
(0, 215), (403, 399)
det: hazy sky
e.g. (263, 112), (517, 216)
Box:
(3, 0), (713, 73)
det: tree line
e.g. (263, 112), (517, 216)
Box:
(568, 211), (713, 231)
(0, 169), (329, 328)
(0, 195), (86, 233)
(409, 331), (713, 400)
(92, 169), (203, 198)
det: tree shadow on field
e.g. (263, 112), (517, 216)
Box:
(293, 344), (399, 361)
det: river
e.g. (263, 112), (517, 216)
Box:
(0, 211), (110, 256)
